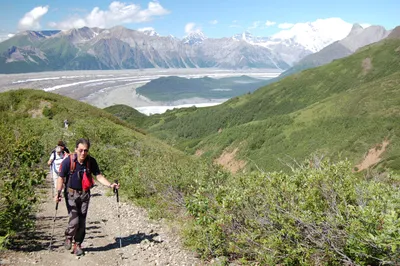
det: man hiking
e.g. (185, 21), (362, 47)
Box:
(55, 138), (120, 256)
(47, 146), (66, 194)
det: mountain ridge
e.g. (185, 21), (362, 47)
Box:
(0, 21), (362, 73)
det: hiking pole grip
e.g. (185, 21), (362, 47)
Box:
(114, 179), (119, 203)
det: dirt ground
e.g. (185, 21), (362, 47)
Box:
(0, 174), (206, 266)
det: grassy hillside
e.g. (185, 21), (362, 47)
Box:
(125, 39), (400, 173)
(103, 104), (148, 128)
(2, 89), (400, 265)
(0, 89), (221, 247)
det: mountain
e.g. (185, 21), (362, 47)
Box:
(233, 18), (354, 65)
(126, 37), (400, 174)
(0, 26), (289, 73)
(182, 31), (207, 45)
(386, 26), (400, 39)
(280, 24), (390, 78)
(0, 19), (358, 74)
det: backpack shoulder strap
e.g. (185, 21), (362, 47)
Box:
(86, 155), (91, 174)
(69, 154), (76, 174)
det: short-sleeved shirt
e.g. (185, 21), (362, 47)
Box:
(49, 152), (66, 175)
(59, 154), (101, 190)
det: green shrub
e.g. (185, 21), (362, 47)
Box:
(184, 159), (400, 265)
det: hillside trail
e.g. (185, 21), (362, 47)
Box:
(0, 173), (205, 266)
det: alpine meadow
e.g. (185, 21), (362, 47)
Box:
(1, 13), (400, 266)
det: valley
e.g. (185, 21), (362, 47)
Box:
(0, 68), (280, 114)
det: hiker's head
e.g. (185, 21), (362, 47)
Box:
(75, 138), (90, 161)
(56, 146), (62, 154)
(58, 140), (66, 148)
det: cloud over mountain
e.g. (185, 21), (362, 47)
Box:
(18, 6), (49, 31)
(48, 1), (170, 30)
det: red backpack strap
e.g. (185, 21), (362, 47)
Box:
(69, 154), (76, 174)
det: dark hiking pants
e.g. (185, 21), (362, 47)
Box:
(65, 190), (90, 244)
(64, 189), (71, 213)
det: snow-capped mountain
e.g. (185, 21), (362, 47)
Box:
(0, 18), (390, 73)
(270, 18), (353, 53)
(139, 28), (160, 37)
(232, 31), (267, 44)
(233, 18), (354, 65)
(182, 31), (207, 45)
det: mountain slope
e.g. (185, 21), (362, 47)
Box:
(127, 38), (400, 173)
(280, 24), (390, 78)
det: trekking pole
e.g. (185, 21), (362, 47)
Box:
(113, 180), (122, 248)
(49, 191), (60, 251)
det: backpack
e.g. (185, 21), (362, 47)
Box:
(68, 154), (95, 191)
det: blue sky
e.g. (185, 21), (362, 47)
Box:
(0, 0), (398, 40)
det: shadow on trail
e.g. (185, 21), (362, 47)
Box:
(8, 215), (70, 252)
(85, 232), (162, 252)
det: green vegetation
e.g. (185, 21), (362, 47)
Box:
(1, 86), (399, 264)
(103, 104), (148, 128)
(0, 89), (220, 249)
(185, 159), (400, 265)
(125, 39), (400, 174)
(136, 75), (273, 101)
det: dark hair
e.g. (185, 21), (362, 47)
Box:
(76, 138), (91, 149)
(58, 140), (65, 146)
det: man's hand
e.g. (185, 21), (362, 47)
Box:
(110, 183), (120, 190)
(54, 190), (62, 202)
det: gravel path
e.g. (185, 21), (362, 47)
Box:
(0, 174), (205, 266)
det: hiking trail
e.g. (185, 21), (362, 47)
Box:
(0, 173), (204, 266)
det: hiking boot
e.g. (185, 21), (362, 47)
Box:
(64, 238), (72, 250)
(73, 243), (84, 256)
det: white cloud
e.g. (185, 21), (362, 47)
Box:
(265, 20), (276, 27)
(138, 27), (155, 32)
(0, 32), (14, 42)
(185, 22), (201, 34)
(278, 22), (294, 29)
(49, 1), (169, 30)
(18, 6), (49, 31)
(209, 20), (218, 25)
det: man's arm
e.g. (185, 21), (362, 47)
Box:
(95, 174), (119, 189)
(47, 153), (54, 166)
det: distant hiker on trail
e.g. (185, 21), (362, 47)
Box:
(64, 119), (69, 129)
(55, 138), (120, 256)
(47, 146), (66, 192)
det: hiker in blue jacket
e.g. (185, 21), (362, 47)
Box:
(55, 138), (120, 256)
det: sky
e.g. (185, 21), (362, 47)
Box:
(0, 0), (398, 41)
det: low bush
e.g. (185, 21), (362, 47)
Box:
(184, 159), (400, 265)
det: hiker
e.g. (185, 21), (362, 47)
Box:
(55, 138), (120, 256)
(57, 140), (70, 154)
(64, 119), (69, 129)
(47, 146), (66, 191)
